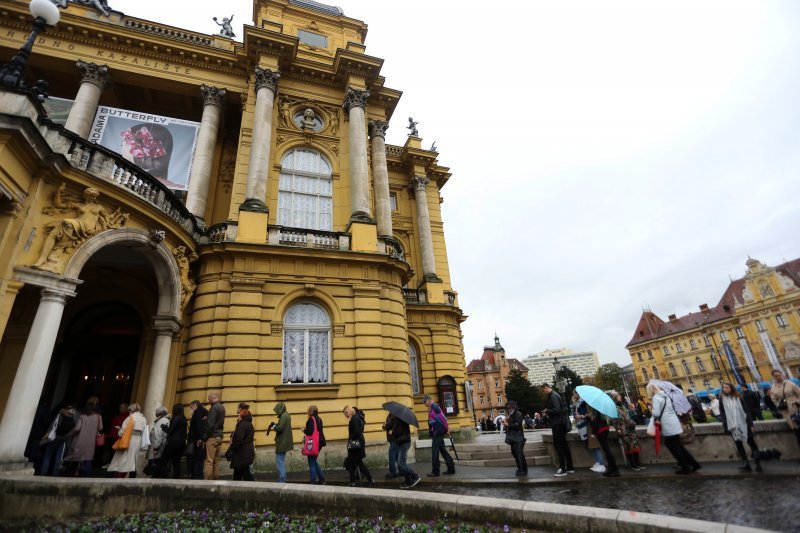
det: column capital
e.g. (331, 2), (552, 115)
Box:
(253, 67), (280, 94)
(409, 175), (429, 192)
(76, 60), (110, 90)
(343, 87), (370, 112)
(14, 266), (82, 298)
(152, 315), (182, 336)
(368, 120), (389, 139)
(200, 85), (227, 108)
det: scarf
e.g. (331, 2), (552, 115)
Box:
(722, 394), (747, 442)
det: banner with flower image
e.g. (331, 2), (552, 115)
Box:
(89, 106), (200, 191)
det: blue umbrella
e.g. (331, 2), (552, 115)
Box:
(575, 385), (618, 419)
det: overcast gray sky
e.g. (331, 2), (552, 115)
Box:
(118, 1), (800, 367)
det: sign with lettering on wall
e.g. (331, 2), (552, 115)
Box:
(89, 106), (200, 191)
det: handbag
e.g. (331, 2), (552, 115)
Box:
(587, 432), (600, 449)
(776, 383), (788, 411)
(95, 433), (106, 447)
(112, 417), (133, 450)
(301, 417), (320, 457)
(346, 438), (363, 451)
(679, 420), (696, 445)
(140, 424), (151, 451)
(646, 418), (657, 437)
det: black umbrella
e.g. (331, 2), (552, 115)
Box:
(382, 401), (419, 427)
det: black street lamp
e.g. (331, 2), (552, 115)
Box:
(0, 0), (61, 89)
(551, 357), (572, 406)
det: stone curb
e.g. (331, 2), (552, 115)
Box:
(0, 476), (775, 533)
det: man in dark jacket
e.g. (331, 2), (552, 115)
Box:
(424, 395), (455, 477)
(388, 415), (420, 489)
(382, 414), (400, 478)
(686, 390), (707, 423)
(271, 402), (293, 483)
(742, 389), (763, 421)
(187, 400), (208, 479)
(203, 392), (225, 480)
(542, 383), (573, 477)
(503, 400), (527, 476)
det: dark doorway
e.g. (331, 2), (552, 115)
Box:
(41, 302), (142, 412)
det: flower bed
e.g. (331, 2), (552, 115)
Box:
(28, 510), (521, 532)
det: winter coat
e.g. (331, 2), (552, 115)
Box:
(770, 380), (800, 424)
(165, 412), (187, 453)
(383, 414), (396, 443)
(273, 402), (294, 453)
(229, 415), (255, 470)
(544, 391), (567, 426)
(146, 415), (170, 460)
(205, 402), (226, 439)
(347, 411), (366, 460)
(719, 395), (753, 433)
(303, 415), (326, 449)
(108, 412), (147, 473)
(188, 405), (208, 444)
(388, 416), (411, 445)
(505, 409), (525, 444)
(651, 391), (682, 437)
(63, 413), (103, 462)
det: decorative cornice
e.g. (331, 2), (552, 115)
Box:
(342, 87), (370, 112)
(368, 120), (389, 139)
(76, 60), (110, 89)
(200, 85), (227, 108)
(253, 67), (280, 94)
(410, 176), (429, 192)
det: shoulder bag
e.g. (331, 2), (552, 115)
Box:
(301, 417), (320, 456)
(776, 383), (788, 411)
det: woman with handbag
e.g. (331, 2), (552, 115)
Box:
(144, 406), (169, 477)
(157, 403), (187, 478)
(647, 382), (700, 475)
(343, 406), (375, 487)
(573, 392), (605, 473)
(302, 405), (326, 484)
(108, 403), (147, 478)
(62, 399), (103, 477)
(769, 369), (800, 450)
(227, 407), (255, 481)
(610, 391), (644, 470)
(719, 383), (762, 472)
(587, 405), (620, 477)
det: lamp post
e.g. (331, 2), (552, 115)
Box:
(552, 357), (572, 407)
(0, 0), (61, 89)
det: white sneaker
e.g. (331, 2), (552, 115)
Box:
(554, 468), (567, 477)
(596, 465), (606, 473)
(589, 463), (601, 472)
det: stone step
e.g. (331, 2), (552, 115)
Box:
(456, 448), (546, 461)
(456, 443), (546, 454)
(456, 455), (551, 468)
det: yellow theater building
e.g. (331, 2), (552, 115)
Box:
(0, 0), (471, 470)
(627, 257), (800, 397)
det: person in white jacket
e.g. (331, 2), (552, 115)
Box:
(647, 382), (701, 475)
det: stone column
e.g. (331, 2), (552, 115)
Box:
(343, 87), (372, 221)
(0, 277), (79, 463)
(368, 120), (392, 237)
(143, 316), (182, 422)
(186, 85), (226, 225)
(410, 176), (438, 280)
(63, 60), (110, 139)
(242, 67), (280, 212)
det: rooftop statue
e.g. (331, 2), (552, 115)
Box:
(51, 0), (112, 17)
(213, 15), (235, 39)
(407, 117), (419, 137)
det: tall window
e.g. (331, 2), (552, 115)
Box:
(282, 302), (330, 383)
(642, 368), (649, 381)
(703, 334), (711, 347)
(681, 359), (690, 375)
(776, 314), (787, 328)
(689, 339), (697, 350)
(719, 331), (729, 342)
(495, 379), (500, 388)
(756, 319), (765, 332)
(710, 352), (720, 369)
(676, 343), (683, 353)
(278, 149), (333, 230)
(668, 362), (677, 377)
(477, 380), (483, 390)
(696, 357), (705, 372)
(652, 366), (660, 379)
(735, 327), (745, 339)
(663, 346), (670, 356)
(390, 192), (398, 211)
(409, 341), (421, 395)
(637, 352), (643, 362)
(647, 349), (654, 360)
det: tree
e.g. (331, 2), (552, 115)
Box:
(593, 363), (624, 392)
(505, 369), (545, 415)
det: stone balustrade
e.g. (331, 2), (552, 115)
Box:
(267, 226), (350, 251)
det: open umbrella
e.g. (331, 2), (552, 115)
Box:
(575, 385), (618, 419)
(382, 401), (419, 427)
(649, 380), (692, 415)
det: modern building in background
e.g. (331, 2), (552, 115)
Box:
(466, 336), (528, 420)
(0, 0), (472, 469)
(521, 348), (600, 386)
(626, 257), (800, 397)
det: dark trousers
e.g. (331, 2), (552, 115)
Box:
(596, 430), (618, 473)
(430, 433), (454, 474)
(187, 446), (204, 479)
(551, 424), (573, 470)
(158, 446), (183, 479)
(664, 434), (700, 470)
(346, 452), (372, 483)
(509, 439), (527, 473)
(232, 466), (254, 481)
(397, 441), (417, 484)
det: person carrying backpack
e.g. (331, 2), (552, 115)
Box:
(423, 395), (455, 477)
(542, 383), (574, 477)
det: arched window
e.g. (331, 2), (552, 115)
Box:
(681, 359), (690, 375)
(668, 362), (677, 377)
(282, 302), (330, 383)
(710, 351), (720, 369)
(652, 366), (660, 379)
(409, 341), (421, 395)
(278, 148), (333, 230)
(696, 357), (705, 372)
(642, 368), (649, 381)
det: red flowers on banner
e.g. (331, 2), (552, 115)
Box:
(121, 126), (167, 159)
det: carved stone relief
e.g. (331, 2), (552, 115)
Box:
(173, 245), (198, 311)
(277, 95), (340, 138)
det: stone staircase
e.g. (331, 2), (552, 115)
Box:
(453, 441), (550, 467)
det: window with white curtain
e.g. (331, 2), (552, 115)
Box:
(277, 148), (333, 231)
(409, 341), (421, 395)
(282, 302), (331, 384)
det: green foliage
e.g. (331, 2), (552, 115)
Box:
(593, 363), (624, 393)
(505, 368), (545, 415)
(32, 509), (513, 532)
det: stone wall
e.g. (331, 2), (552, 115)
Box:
(542, 420), (798, 468)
